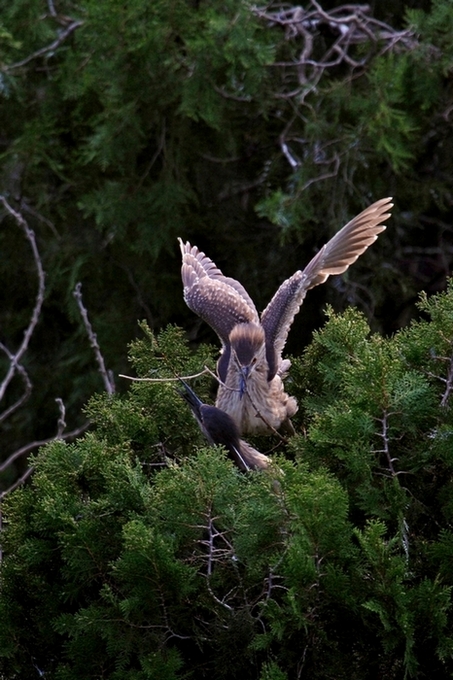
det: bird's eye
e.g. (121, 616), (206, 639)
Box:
(252, 357), (257, 365)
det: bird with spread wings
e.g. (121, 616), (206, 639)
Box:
(179, 197), (392, 435)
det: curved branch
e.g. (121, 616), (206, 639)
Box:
(0, 343), (32, 424)
(0, 197), (46, 403)
(0, 400), (88, 477)
(253, 1), (417, 92)
(2, 20), (83, 72)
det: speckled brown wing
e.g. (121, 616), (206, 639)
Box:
(179, 238), (259, 348)
(261, 197), (393, 380)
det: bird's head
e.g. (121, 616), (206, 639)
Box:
(229, 323), (266, 397)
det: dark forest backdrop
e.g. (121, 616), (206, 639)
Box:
(1, 0), (452, 469)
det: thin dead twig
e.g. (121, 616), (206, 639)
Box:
(0, 401), (88, 477)
(2, 20), (83, 72)
(120, 367), (212, 383)
(253, 1), (416, 92)
(73, 282), (115, 395)
(0, 343), (32, 425)
(0, 197), (46, 404)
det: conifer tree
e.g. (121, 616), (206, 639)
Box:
(1, 283), (453, 678)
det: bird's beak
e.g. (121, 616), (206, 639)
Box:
(177, 379), (205, 423)
(239, 366), (251, 399)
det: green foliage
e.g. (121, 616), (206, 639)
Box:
(3, 0), (453, 673)
(2, 283), (453, 677)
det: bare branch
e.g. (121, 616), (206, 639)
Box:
(1, 466), (34, 497)
(0, 343), (32, 424)
(0, 416), (88, 475)
(281, 141), (300, 169)
(252, 1), (417, 100)
(0, 197), (46, 404)
(2, 20), (83, 73)
(0, 203), (116, 508)
(46, 0), (57, 18)
(73, 282), (115, 395)
(55, 397), (67, 437)
(119, 367), (212, 383)
(374, 409), (396, 477)
(213, 84), (252, 102)
(423, 345), (453, 408)
(299, 152), (341, 192)
(441, 356), (453, 408)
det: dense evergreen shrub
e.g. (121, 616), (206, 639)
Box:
(1, 283), (453, 678)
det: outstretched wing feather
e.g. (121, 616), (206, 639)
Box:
(261, 197), (393, 379)
(182, 272), (258, 346)
(179, 239), (257, 313)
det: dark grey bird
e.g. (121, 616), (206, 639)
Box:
(179, 197), (392, 435)
(179, 380), (270, 471)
